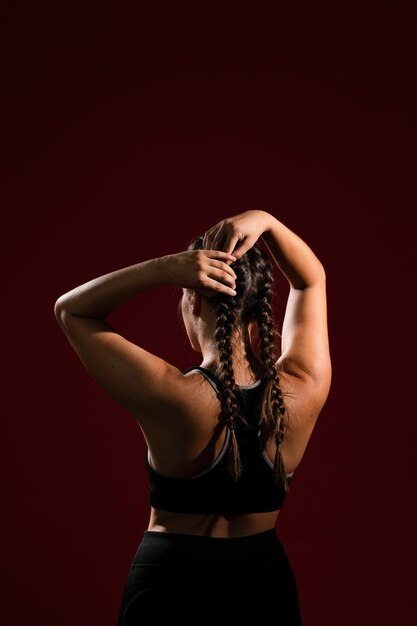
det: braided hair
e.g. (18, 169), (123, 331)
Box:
(185, 237), (294, 490)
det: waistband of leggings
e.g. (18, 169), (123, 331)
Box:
(143, 527), (278, 544)
(140, 527), (285, 558)
(131, 528), (289, 570)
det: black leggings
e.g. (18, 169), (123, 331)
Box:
(115, 528), (303, 624)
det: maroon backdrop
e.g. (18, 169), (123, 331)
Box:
(2, 2), (416, 625)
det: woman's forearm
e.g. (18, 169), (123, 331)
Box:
(54, 256), (169, 318)
(261, 213), (325, 289)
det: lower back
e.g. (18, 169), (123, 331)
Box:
(148, 507), (280, 538)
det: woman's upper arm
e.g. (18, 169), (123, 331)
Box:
(277, 274), (332, 402)
(54, 307), (187, 423)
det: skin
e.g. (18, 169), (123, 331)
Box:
(149, 289), (283, 537)
(54, 210), (332, 538)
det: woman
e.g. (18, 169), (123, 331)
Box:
(54, 209), (331, 624)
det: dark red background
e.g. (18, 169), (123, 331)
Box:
(2, 2), (416, 624)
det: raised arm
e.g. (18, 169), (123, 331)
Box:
(53, 248), (237, 423)
(261, 214), (331, 397)
(202, 209), (331, 399)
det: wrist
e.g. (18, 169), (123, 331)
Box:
(257, 210), (276, 234)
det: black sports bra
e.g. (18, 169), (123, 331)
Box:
(145, 365), (295, 514)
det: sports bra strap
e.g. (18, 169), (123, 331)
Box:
(183, 366), (222, 395)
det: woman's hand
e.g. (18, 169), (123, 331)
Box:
(164, 249), (238, 298)
(202, 210), (272, 260)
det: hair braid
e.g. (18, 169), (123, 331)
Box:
(256, 260), (290, 492)
(213, 295), (246, 481)
(185, 235), (292, 488)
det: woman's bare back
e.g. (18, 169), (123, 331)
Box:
(143, 364), (326, 538)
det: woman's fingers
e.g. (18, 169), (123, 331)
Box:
(195, 251), (237, 294)
(203, 276), (237, 296)
(206, 266), (236, 289)
(204, 250), (236, 267)
(203, 224), (222, 250)
(230, 234), (258, 260)
(203, 221), (247, 258)
(203, 233), (215, 249)
(206, 256), (237, 278)
(223, 231), (243, 256)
